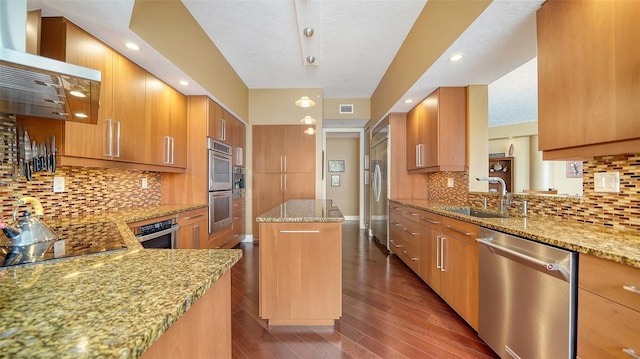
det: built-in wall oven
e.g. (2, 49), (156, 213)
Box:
(131, 217), (179, 249)
(208, 138), (233, 234)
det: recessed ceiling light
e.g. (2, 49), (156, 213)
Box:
(125, 42), (140, 51)
(179, 80), (189, 86)
(449, 53), (464, 62)
(404, 99), (413, 104)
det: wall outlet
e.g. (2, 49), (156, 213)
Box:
(53, 176), (65, 193)
(594, 172), (620, 193)
(141, 178), (148, 189)
(447, 177), (455, 188)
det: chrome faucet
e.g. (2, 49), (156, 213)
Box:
(476, 177), (511, 213)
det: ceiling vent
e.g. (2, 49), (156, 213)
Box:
(339, 104), (354, 114)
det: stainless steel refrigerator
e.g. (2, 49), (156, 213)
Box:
(369, 120), (389, 251)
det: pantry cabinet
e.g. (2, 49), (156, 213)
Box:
(406, 87), (467, 173)
(537, 0), (640, 159)
(252, 125), (316, 237)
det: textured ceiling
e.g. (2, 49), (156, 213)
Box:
(29, 0), (543, 125)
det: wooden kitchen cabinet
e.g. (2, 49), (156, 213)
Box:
(39, 17), (186, 172)
(577, 254), (640, 358)
(388, 201), (479, 330)
(406, 87), (467, 173)
(259, 222), (342, 325)
(145, 73), (187, 168)
(207, 101), (227, 142)
(230, 198), (246, 247)
(537, 0), (640, 159)
(252, 125), (316, 237)
(177, 208), (208, 249)
(440, 217), (479, 330)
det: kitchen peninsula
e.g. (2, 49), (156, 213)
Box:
(0, 205), (242, 358)
(257, 199), (344, 325)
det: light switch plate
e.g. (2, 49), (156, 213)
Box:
(53, 176), (65, 193)
(141, 178), (148, 189)
(594, 172), (620, 193)
(447, 178), (455, 187)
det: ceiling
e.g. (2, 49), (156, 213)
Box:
(29, 0), (544, 125)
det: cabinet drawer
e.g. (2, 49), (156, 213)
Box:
(418, 212), (443, 231)
(579, 254), (640, 312)
(178, 208), (208, 227)
(578, 288), (640, 358)
(398, 244), (420, 274)
(442, 217), (478, 245)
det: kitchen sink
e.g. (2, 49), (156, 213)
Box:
(444, 208), (511, 219)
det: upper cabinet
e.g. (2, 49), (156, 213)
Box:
(537, 0), (640, 159)
(406, 87), (467, 173)
(38, 17), (186, 171)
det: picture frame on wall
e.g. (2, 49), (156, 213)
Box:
(328, 160), (345, 172)
(331, 174), (340, 187)
(566, 161), (583, 178)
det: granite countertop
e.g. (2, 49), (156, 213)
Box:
(0, 204), (242, 358)
(256, 199), (345, 223)
(391, 199), (640, 269)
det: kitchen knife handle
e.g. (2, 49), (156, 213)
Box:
(51, 153), (56, 173)
(25, 161), (32, 181)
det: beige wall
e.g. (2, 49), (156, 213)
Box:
(322, 98), (370, 120)
(325, 137), (360, 217)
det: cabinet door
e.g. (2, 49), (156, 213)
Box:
(441, 231), (479, 330)
(252, 173), (284, 237)
(283, 173), (315, 201)
(145, 74), (171, 166)
(253, 126), (284, 173)
(282, 125), (315, 173)
(421, 90), (439, 168)
(207, 100), (225, 141)
(537, 0), (640, 155)
(405, 104), (421, 171)
(111, 52), (146, 163)
(169, 87), (187, 168)
(420, 222), (442, 292)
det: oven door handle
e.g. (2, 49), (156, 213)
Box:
(136, 225), (179, 244)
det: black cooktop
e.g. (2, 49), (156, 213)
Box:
(0, 222), (128, 268)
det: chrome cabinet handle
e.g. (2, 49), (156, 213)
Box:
(283, 156), (287, 172)
(623, 348), (640, 359)
(105, 119), (114, 156)
(403, 250), (418, 261)
(114, 121), (121, 158)
(440, 236), (446, 272)
(170, 137), (175, 164)
(390, 239), (401, 248)
(623, 285), (640, 295)
(220, 119), (226, 140)
(421, 216), (441, 225)
(436, 235), (441, 269)
(445, 225), (473, 236)
(403, 228), (418, 236)
(164, 136), (171, 164)
(279, 230), (320, 233)
(182, 214), (205, 220)
(404, 210), (418, 217)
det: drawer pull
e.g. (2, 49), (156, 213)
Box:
(623, 348), (640, 359)
(279, 230), (320, 233)
(403, 250), (418, 261)
(404, 211), (419, 217)
(623, 285), (640, 295)
(390, 239), (402, 248)
(183, 214), (205, 220)
(421, 216), (441, 224)
(445, 225), (473, 236)
(403, 228), (418, 236)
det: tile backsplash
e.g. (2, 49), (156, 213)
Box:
(469, 153), (640, 231)
(1, 119), (161, 220)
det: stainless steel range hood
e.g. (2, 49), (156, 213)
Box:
(0, 1), (101, 123)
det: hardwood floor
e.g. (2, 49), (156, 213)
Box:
(230, 221), (498, 358)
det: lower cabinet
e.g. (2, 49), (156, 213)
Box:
(388, 202), (479, 330)
(577, 254), (640, 358)
(141, 271), (231, 358)
(177, 208), (208, 249)
(230, 198), (246, 246)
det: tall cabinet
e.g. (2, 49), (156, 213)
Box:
(252, 125), (316, 238)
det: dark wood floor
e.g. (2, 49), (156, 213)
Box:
(230, 221), (498, 358)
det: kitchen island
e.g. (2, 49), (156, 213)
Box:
(0, 205), (242, 358)
(257, 199), (344, 325)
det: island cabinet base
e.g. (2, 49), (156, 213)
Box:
(259, 222), (342, 325)
(141, 271), (231, 358)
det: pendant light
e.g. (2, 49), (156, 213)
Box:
(295, 4), (316, 108)
(300, 115), (316, 125)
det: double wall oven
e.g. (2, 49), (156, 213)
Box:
(208, 138), (233, 234)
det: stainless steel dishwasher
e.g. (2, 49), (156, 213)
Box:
(477, 227), (578, 359)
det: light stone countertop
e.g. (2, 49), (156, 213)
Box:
(391, 199), (640, 268)
(256, 199), (345, 223)
(0, 204), (242, 358)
